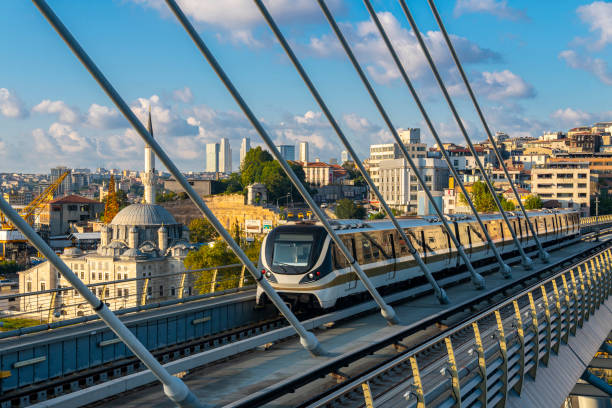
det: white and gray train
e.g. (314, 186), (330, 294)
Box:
(256, 209), (580, 309)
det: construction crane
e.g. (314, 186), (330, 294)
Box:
(0, 171), (70, 263)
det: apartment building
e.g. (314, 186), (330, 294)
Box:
(302, 161), (348, 186)
(531, 162), (595, 216)
(378, 157), (448, 213)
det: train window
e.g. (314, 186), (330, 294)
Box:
(361, 239), (373, 261)
(272, 233), (314, 267)
(333, 239), (351, 269)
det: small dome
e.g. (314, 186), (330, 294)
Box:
(111, 204), (177, 226)
(120, 248), (146, 260)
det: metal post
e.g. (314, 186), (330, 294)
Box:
(165, 0), (399, 325)
(596, 195), (600, 241)
(426, 0), (550, 263)
(0, 195), (205, 408)
(31, 0), (323, 355)
(253, 0), (449, 303)
(398, 0), (533, 269)
(317, 0), (485, 289)
(362, 0), (511, 279)
(209, 269), (218, 294)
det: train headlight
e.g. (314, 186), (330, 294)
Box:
(308, 273), (314, 280)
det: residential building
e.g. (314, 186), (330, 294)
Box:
(50, 166), (72, 196)
(240, 137), (250, 166)
(219, 138), (232, 173)
(38, 195), (105, 237)
(277, 145), (295, 161)
(205, 143), (220, 173)
(377, 157), (448, 213)
(299, 141), (309, 163)
(302, 161), (348, 186)
(531, 162), (594, 216)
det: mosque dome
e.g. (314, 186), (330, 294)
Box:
(111, 203), (177, 226)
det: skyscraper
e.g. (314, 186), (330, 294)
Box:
(299, 141), (309, 163)
(206, 143), (220, 173)
(240, 137), (251, 166)
(219, 138), (232, 173)
(276, 145), (295, 161)
(50, 166), (72, 197)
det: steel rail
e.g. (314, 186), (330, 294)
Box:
(362, 0), (512, 279)
(164, 0), (399, 325)
(397, 0), (533, 269)
(252, 0), (449, 304)
(427, 0), (550, 264)
(316, 0), (485, 290)
(31, 0), (321, 367)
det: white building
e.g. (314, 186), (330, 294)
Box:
(377, 157), (448, 213)
(299, 141), (309, 163)
(240, 138), (250, 166)
(205, 143), (219, 173)
(341, 150), (349, 163)
(219, 138), (232, 174)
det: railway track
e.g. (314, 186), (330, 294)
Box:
(1, 233), (608, 407)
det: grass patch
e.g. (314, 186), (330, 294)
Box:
(0, 317), (41, 331)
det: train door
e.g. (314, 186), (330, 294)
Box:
(345, 237), (358, 291)
(386, 233), (397, 280)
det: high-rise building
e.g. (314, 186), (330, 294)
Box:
(206, 143), (220, 173)
(276, 145), (295, 161)
(50, 166), (72, 197)
(140, 109), (157, 204)
(299, 142), (309, 162)
(341, 150), (349, 163)
(240, 138), (251, 166)
(219, 138), (232, 173)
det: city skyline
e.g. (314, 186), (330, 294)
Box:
(0, 1), (611, 172)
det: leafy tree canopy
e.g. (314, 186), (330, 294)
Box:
(524, 195), (543, 210)
(459, 181), (515, 213)
(335, 198), (367, 219)
(189, 218), (218, 243)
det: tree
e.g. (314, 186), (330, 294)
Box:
(459, 181), (515, 213)
(524, 195), (542, 210)
(342, 161), (366, 186)
(103, 175), (119, 224)
(369, 211), (385, 220)
(115, 190), (129, 210)
(240, 147), (273, 187)
(156, 190), (177, 202)
(189, 218), (218, 243)
(335, 198), (367, 219)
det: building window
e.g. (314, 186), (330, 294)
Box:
(26, 280), (32, 292)
(98, 272), (102, 280)
(159, 285), (164, 296)
(91, 273), (95, 280)
(80, 271), (84, 279)
(105, 273), (109, 280)
(118, 288), (123, 297)
(124, 288), (129, 298)
(171, 287), (176, 296)
(147, 286), (152, 296)
(40, 281), (46, 291)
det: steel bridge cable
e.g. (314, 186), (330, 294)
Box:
(252, 0), (449, 304)
(163, 0), (399, 325)
(426, 0), (550, 263)
(397, 0), (534, 269)
(362, 0), (512, 279)
(316, 0), (485, 290)
(29, 0), (324, 364)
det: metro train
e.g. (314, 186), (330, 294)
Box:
(256, 209), (580, 309)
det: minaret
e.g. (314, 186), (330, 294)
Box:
(141, 107), (157, 204)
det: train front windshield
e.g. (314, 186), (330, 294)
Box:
(272, 233), (313, 267)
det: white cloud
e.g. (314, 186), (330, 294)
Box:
(472, 70), (536, 100)
(131, 94), (198, 136)
(551, 108), (593, 127)
(47, 123), (93, 154)
(559, 49), (612, 85)
(32, 99), (81, 124)
(86, 104), (125, 129)
(172, 86), (194, 104)
(294, 110), (322, 125)
(0, 88), (28, 118)
(454, 0), (528, 21)
(307, 12), (500, 85)
(576, 1), (612, 50)
(132, 0), (343, 46)
(343, 113), (378, 133)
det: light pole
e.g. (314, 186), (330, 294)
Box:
(595, 195), (600, 241)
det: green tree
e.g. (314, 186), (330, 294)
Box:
(524, 195), (542, 210)
(115, 190), (129, 210)
(156, 190), (177, 202)
(184, 239), (262, 293)
(459, 181), (515, 213)
(335, 198), (367, 219)
(240, 147), (274, 187)
(369, 211), (385, 220)
(189, 218), (218, 243)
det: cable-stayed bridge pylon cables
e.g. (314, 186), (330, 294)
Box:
(29, 0), (324, 358)
(426, 0), (550, 263)
(397, 0), (534, 269)
(316, 0), (486, 290)
(164, 0), (399, 325)
(0, 173), (204, 405)
(252, 0), (450, 304)
(362, 0), (512, 279)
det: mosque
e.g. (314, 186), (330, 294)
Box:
(18, 112), (199, 320)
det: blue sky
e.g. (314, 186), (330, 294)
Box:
(0, 0), (611, 173)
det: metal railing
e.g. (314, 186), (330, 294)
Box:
(581, 214), (612, 225)
(0, 263), (250, 333)
(307, 246), (612, 407)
